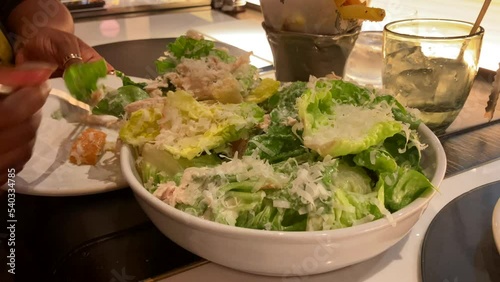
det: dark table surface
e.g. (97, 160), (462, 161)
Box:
(1, 38), (500, 282)
(421, 180), (500, 282)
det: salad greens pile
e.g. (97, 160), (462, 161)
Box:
(63, 33), (435, 231)
(154, 35), (235, 75)
(134, 78), (434, 231)
(62, 34), (279, 118)
(120, 90), (265, 160)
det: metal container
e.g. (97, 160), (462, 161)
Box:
(221, 0), (246, 13)
(211, 0), (224, 9)
(263, 23), (360, 82)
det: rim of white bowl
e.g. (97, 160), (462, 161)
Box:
(493, 198), (500, 253)
(121, 124), (446, 241)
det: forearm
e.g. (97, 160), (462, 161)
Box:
(6, 0), (74, 38)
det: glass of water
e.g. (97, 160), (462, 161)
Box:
(382, 19), (484, 135)
(343, 31), (384, 89)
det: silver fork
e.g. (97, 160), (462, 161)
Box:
(0, 83), (91, 122)
(0, 84), (13, 94)
(51, 88), (121, 129)
(50, 88), (92, 123)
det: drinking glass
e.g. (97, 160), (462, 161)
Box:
(344, 2), (417, 88)
(382, 19), (484, 135)
(343, 31), (383, 88)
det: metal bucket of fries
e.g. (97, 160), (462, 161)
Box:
(260, 0), (385, 82)
(264, 23), (361, 82)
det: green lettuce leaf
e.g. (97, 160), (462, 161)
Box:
(244, 78), (280, 104)
(298, 79), (404, 158)
(353, 147), (399, 173)
(115, 71), (148, 89)
(155, 36), (236, 74)
(139, 143), (222, 191)
(92, 85), (149, 118)
(382, 133), (422, 170)
(245, 81), (316, 163)
(63, 59), (108, 103)
(119, 107), (162, 146)
(236, 198), (308, 231)
(155, 90), (264, 160)
(373, 95), (421, 129)
(380, 167), (434, 212)
(306, 160), (384, 230)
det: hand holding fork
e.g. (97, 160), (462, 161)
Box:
(0, 62), (56, 185)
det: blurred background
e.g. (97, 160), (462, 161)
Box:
(63, 0), (500, 72)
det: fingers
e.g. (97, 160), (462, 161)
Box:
(0, 84), (50, 129)
(78, 38), (115, 72)
(15, 51), (26, 66)
(0, 64), (56, 87)
(0, 113), (42, 155)
(0, 114), (38, 184)
(14, 27), (81, 71)
(0, 138), (36, 181)
(0, 88), (46, 185)
(78, 38), (101, 62)
(53, 34), (81, 68)
(14, 31), (61, 67)
(13, 27), (113, 76)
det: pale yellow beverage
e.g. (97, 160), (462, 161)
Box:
(383, 55), (476, 134)
(382, 19), (484, 135)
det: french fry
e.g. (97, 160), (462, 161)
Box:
(262, 0), (378, 34)
(344, 0), (363, 5)
(338, 5), (386, 21)
(335, 0), (346, 7)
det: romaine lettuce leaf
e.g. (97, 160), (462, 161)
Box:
(382, 133), (422, 170)
(373, 95), (420, 129)
(353, 147), (398, 173)
(139, 161), (171, 193)
(380, 167), (434, 212)
(155, 90), (264, 160)
(63, 59), (107, 103)
(298, 79), (404, 158)
(139, 143), (222, 191)
(119, 107), (162, 146)
(245, 81), (315, 163)
(304, 160), (384, 230)
(92, 85), (149, 117)
(115, 71), (148, 89)
(244, 78), (280, 104)
(236, 199), (308, 231)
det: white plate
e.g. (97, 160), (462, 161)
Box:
(1, 75), (146, 196)
(493, 197), (500, 253)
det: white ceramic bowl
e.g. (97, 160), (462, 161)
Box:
(493, 197), (500, 254)
(121, 124), (446, 276)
